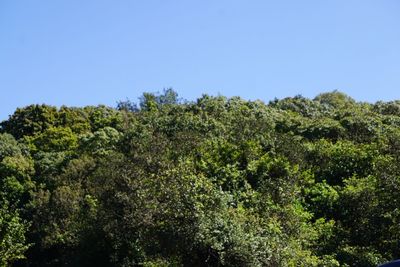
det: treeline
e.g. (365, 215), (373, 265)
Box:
(1, 89), (400, 266)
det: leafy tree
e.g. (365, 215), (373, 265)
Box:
(0, 196), (30, 266)
(0, 105), (58, 139)
(1, 90), (400, 266)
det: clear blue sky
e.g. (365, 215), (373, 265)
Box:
(1, 0), (399, 120)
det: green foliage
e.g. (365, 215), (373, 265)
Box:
(0, 197), (30, 266)
(57, 106), (91, 134)
(0, 105), (58, 139)
(30, 126), (78, 152)
(1, 90), (400, 266)
(84, 105), (124, 131)
(0, 134), (23, 159)
(305, 140), (375, 184)
(314, 90), (356, 109)
(79, 126), (122, 155)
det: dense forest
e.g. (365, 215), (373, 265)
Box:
(1, 89), (400, 266)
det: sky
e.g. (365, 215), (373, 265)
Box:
(1, 0), (399, 120)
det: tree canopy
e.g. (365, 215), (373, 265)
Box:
(0, 89), (399, 266)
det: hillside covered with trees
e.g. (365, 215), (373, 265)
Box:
(1, 90), (400, 266)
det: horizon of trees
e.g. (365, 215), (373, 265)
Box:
(1, 89), (400, 266)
